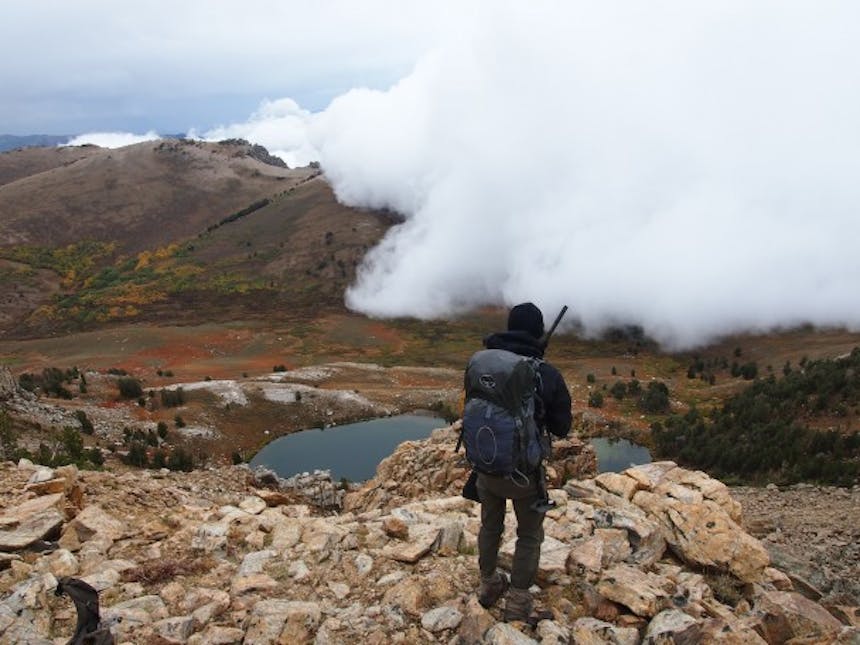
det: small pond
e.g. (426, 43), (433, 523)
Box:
(250, 414), (447, 482)
(589, 437), (652, 473)
(251, 415), (652, 482)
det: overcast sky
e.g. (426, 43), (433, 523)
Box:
(0, 0), (457, 135)
(3, 2), (860, 347)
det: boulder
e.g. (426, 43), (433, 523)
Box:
(230, 573), (278, 596)
(571, 617), (640, 645)
(458, 596), (496, 644)
(245, 599), (321, 645)
(63, 505), (125, 542)
(595, 472), (641, 500)
(188, 625), (245, 644)
(420, 605), (463, 632)
(536, 620), (570, 644)
(643, 609), (700, 643)
(0, 508), (64, 551)
(237, 549), (276, 576)
(596, 564), (673, 617)
(632, 491), (769, 582)
(383, 576), (432, 618)
(484, 622), (539, 644)
(382, 526), (440, 563)
(154, 615), (196, 643)
(755, 590), (844, 643)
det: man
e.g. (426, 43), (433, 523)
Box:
(475, 302), (572, 622)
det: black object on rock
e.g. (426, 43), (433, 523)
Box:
(54, 576), (115, 644)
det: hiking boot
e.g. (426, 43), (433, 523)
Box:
(503, 586), (533, 622)
(478, 571), (509, 608)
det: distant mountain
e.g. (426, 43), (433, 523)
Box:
(0, 139), (394, 338)
(0, 134), (71, 152)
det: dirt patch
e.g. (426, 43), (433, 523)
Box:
(732, 484), (860, 604)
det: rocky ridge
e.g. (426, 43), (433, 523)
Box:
(1, 425), (859, 644)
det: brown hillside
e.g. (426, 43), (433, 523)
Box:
(0, 145), (103, 187)
(0, 139), (314, 254)
(0, 140), (395, 337)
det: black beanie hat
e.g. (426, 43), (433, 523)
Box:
(507, 302), (545, 339)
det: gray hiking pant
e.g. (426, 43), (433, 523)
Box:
(476, 472), (544, 590)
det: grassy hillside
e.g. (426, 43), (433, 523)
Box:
(0, 140), (393, 337)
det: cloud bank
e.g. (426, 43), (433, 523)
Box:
(196, 99), (316, 168)
(64, 131), (161, 148)
(79, 3), (860, 348)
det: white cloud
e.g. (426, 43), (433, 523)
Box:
(11, 2), (860, 348)
(63, 131), (161, 148)
(309, 2), (860, 348)
(195, 99), (316, 168)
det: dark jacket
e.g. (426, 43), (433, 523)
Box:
(483, 330), (572, 438)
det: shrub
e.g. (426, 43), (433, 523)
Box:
(610, 381), (627, 401)
(87, 447), (104, 467)
(122, 556), (213, 584)
(167, 448), (194, 471)
(740, 362), (758, 380)
(231, 451), (244, 465)
(18, 373), (37, 392)
(156, 421), (168, 439)
(174, 415), (186, 428)
(429, 399), (459, 423)
(586, 373), (596, 384)
(1, 411), (20, 461)
(124, 441), (148, 467)
(117, 377), (143, 399)
(75, 410), (94, 435)
(21, 367), (76, 399)
(638, 381), (670, 414)
(160, 388), (184, 407)
(151, 450), (167, 469)
(588, 391), (604, 408)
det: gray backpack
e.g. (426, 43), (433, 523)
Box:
(462, 349), (547, 479)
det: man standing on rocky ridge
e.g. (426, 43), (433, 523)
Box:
(472, 302), (572, 622)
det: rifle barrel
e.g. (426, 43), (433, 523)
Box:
(541, 305), (568, 347)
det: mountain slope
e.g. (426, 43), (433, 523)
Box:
(0, 140), (394, 337)
(0, 139), (312, 253)
(0, 144), (101, 187)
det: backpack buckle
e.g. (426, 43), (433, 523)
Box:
(530, 498), (557, 514)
